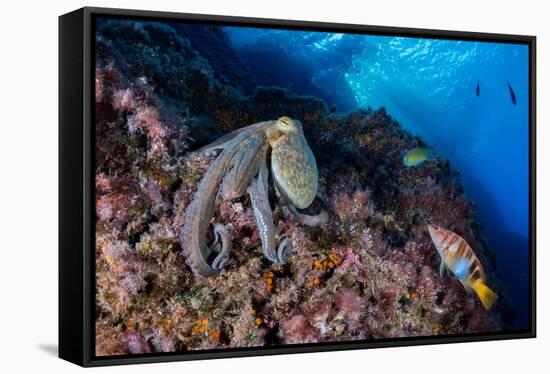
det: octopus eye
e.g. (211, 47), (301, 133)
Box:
(279, 117), (291, 127)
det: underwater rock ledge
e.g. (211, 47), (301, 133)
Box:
(94, 20), (510, 356)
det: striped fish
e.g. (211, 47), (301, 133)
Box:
(427, 224), (497, 310)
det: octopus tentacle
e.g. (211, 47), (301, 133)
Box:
(181, 140), (241, 277)
(210, 224), (232, 270)
(182, 128), (272, 276)
(284, 204), (329, 227)
(277, 238), (292, 263)
(248, 155), (280, 263)
(196, 120), (275, 156)
(276, 185), (329, 227)
(220, 134), (267, 200)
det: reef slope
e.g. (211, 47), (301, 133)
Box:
(94, 20), (508, 355)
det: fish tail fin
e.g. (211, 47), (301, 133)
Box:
(472, 280), (498, 310)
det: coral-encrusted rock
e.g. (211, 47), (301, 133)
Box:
(280, 315), (320, 344)
(170, 23), (257, 95)
(126, 329), (151, 354)
(94, 21), (507, 355)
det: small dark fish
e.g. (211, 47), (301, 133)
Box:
(507, 82), (517, 106)
(329, 105), (337, 113)
(476, 80), (480, 97)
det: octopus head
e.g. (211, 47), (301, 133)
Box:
(268, 116), (303, 146)
(275, 116), (302, 134)
(270, 116), (318, 210)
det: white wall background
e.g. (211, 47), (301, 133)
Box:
(0, 0), (546, 372)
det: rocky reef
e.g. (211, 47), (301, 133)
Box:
(94, 19), (510, 356)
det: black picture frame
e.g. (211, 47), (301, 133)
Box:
(59, 6), (537, 367)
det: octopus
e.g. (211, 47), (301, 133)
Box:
(180, 116), (327, 277)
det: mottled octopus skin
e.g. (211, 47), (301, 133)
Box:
(270, 124), (318, 209)
(181, 118), (320, 277)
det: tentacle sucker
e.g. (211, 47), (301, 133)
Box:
(277, 238), (292, 263)
(210, 224), (232, 270)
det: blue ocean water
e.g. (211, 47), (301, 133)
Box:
(224, 26), (529, 329)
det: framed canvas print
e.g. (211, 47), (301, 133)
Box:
(59, 7), (536, 367)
